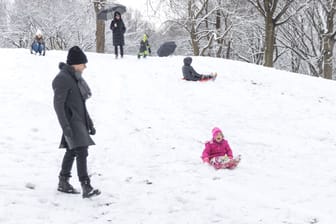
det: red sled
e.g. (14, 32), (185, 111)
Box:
(181, 73), (218, 82)
(210, 155), (241, 170)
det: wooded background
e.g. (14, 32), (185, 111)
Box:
(1, 0), (336, 80)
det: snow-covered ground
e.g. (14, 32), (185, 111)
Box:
(0, 48), (336, 224)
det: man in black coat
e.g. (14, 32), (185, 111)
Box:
(110, 11), (126, 58)
(52, 46), (100, 198)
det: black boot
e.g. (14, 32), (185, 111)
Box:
(81, 179), (101, 198)
(57, 176), (80, 194)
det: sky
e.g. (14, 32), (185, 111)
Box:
(116, 0), (148, 12)
(115, 0), (165, 28)
(1, 48), (336, 224)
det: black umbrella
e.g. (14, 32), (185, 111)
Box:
(97, 3), (126, 21)
(157, 41), (177, 57)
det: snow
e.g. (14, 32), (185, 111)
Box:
(1, 48), (336, 224)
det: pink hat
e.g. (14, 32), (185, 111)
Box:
(212, 127), (222, 138)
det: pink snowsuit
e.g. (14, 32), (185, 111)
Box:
(201, 127), (234, 169)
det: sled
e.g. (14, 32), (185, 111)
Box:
(181, 73), (218, 82)
(211, 154), (241, 170)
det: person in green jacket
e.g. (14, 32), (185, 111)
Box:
(137, 34), (151, 59)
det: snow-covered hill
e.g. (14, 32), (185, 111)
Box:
(1, 48), (336, 224)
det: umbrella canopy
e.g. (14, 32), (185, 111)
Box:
(157, 41), (177, 57)
(97, 3), (126, 21)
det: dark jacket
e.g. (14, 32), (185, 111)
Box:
(52, 62), (95, 149)
(110, 17), (126, 46)
(182, 57), (203, 81)
(139, 39), (149, 53)
(32, 35), (45, 45)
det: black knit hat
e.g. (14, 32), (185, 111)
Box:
(66, 46), (88, 65)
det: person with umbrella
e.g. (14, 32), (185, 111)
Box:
(110, 11), (126, 59)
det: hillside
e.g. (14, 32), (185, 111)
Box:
(0, 48), (336, 224)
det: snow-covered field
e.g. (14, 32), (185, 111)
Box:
(0, 48), (336, 224)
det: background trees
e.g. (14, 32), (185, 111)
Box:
(0, 0), (9, 48)
(94, 0), (107, 53)
(247, 0), (298, 67)
(1, 0), (336, 80)
(5, 0), (95, 50)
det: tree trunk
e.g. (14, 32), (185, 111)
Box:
(323, 36), (334, 79)
(94, 1), (106, 53)
(264, 15), (275, 67)
(322, 0), (336, 80)
(95, 20), (105, 53)
(191, 25), (200, 56)
(187, 0), (200, 56)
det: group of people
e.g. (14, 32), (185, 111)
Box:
(52, 46), (239, 199)
(51, 11), (237, 200)
(30, 12), (127, 58)
(30, 11), (149, 59)
(110, 11), (151, 59)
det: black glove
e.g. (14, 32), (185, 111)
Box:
(89, 126), (96, 135)
(63, 126), (73, 138)
(148, 48), (151, 54)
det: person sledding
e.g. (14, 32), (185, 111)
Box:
(137, 34), (151, 59)
(201, 127), (241, 169)
(31, 29), (46, 56)
(182, 57), (217, 81)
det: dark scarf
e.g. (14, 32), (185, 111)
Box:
(74, 71), (92, 100)
(59, 62), (92, 100)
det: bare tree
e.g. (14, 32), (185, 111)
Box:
(7, 0), (95, 50)
(185, 0), (209, 55)
(247, 0), (304, 67)
(122, 8), (156, 55)
(158, 0), (238, 57)
(319, 0), (336, 79)
(94, 0), (106, 53)
(278, 6), (322, 76)
(277, 0), (336, 79)
(200, 0), (236, 58)
(0, 0), (9, 47)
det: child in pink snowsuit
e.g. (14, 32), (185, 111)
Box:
(201, 127), (240, 169)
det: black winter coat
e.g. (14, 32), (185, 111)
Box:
(182, 57), (203, 81)
(52, 63), (95, 149)
(110, 19), (126, 46)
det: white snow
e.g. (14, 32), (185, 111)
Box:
(0, 48), (336, 224)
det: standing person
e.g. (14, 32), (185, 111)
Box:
(182, 57), (217, 81)
(52, 46), (100, 198)
(137, 33), (151, 59)
(110, 11), (126, 59)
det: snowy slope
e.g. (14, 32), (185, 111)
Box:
(0, 48), (336, 224)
